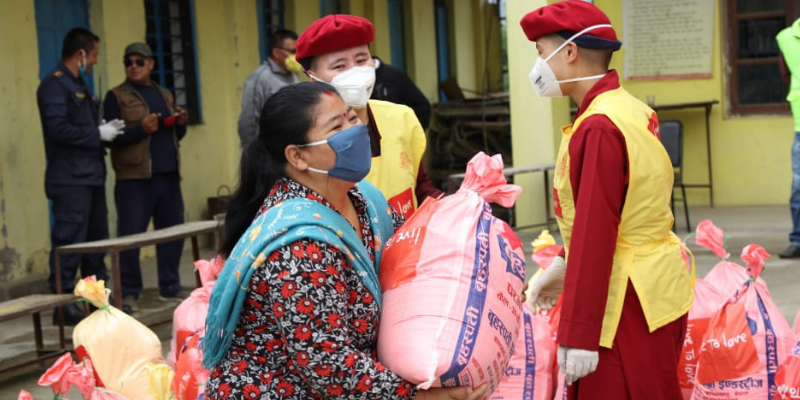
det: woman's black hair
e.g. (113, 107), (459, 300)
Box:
(221, 81), (338, 256)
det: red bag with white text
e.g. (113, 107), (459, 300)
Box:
(378, 152), (525, 393)
(692, 245), (794, 400)
(678, 278), (725, 399)
(774, 341), (800, 399)
(171, 330), (209, 400)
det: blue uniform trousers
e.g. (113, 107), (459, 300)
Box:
(47, 184), (109, 293)
(115, 172), (185, 297)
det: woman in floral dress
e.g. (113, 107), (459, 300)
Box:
(203, 82), (487, 400)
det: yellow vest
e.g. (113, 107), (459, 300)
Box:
(554, 87), (693, 348)
(366, 100), (427, 220)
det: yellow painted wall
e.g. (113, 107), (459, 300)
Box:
(406, 0), (439, 103)
(0, 0), (48, 282)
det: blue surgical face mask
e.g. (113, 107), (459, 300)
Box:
(298, 124), (372, 182)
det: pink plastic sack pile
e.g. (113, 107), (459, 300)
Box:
(695, 220), (768, 299)
(490, 303), (556, 400)
(378, 152), (525, 392)
(167, 255), (223, 367)
(692, 244), (795, 400)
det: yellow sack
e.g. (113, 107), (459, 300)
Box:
(72, 277), (164, 400)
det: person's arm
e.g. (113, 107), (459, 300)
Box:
(102, 90), (146, 147)
(265, 239), (418, 400)
(557, 115), (627, 351)
(397, 75), (432, 130)
(780, 51), (791, 86)
(415, 163), (444, 202)
(37, 80), (101, 149)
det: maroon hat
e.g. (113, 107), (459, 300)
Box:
(520, 0), (621, 51)
(296, 14), (375, 68)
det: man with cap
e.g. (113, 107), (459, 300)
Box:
(37, 27), (122, 326)
(522, 1), (693, 399)
(296, 14), (443, 221)
(103, 42), (190, 313)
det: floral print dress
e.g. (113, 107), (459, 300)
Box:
(206, 177), (417, 400)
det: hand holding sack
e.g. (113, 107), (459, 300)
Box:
(72, 276), (164, 400)
(378, 152), (525, 393)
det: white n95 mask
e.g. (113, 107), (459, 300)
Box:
(328, 66), (376, 108)
(528, 24), (613, 98)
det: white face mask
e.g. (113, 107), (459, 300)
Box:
(528, 24), (612, 98)
(311, 66), (376, 108)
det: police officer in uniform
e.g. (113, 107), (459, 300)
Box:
(36, 27), (125, 325)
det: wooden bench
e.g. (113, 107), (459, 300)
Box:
(54, 220), (224, 311)
(0, 294), (79, 374)
(447, 163), (557, 231)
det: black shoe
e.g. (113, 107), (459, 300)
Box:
(122, 294), (139, 314)
(52, 303), (86, 326)
(779, 244), (800, 258)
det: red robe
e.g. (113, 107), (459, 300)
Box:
(557, 71), (687, 399)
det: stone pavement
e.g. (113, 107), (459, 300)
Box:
(0, 205), (798, 398)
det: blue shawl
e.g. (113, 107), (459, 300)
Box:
(203, 181), (393, 369)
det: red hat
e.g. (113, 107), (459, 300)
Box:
(520, 0), (621, 51)
(296, 14), (375, 66)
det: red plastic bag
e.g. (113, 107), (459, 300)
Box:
(172, 331), (208, 400)
(696, 302), (761, 384)
(775, 341), (800, 399)
(678, 278), (724, 399)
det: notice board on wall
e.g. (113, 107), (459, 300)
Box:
(622, 0), (716, 80)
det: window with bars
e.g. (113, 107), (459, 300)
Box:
(725, 0), (800, 115)
(258, 0), (286, 62)
(145, 0), (202, 123)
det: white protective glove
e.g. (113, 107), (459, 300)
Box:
(528, 255), (566, 310)
(99, 119), (125, 142)
(558, 345), (599, 385)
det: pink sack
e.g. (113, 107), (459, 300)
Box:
(378, 152), (525, 392)
(694, 221), (768, 298)
(167, 257), (221, 367)
(490, 304), (555, 400)
(678, 278), (725, 399)
(692, 245), (795, 400)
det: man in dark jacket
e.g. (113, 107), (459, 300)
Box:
(103, 42), (189, 313)
(37, 27), (125, 325)
(370, 56), (432, 129)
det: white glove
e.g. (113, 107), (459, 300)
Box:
(528, 255), (566, 310)
(99, 119), (125, 142)
(558, 345), (599, 385)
